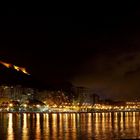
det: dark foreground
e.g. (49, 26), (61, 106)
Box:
(0, 112), (140, 140)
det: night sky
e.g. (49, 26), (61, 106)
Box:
(1, 9), (140, 100)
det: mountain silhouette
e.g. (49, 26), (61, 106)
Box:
(0, 62), (39, 88)
(0, 62), (74, 92)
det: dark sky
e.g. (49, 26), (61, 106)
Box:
(1, 9), (140, 100)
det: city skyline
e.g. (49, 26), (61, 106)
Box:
(1, 8), (140, 140)
(1, 11), (140, 100)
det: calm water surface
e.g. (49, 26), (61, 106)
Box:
(0, 112), (140, 139)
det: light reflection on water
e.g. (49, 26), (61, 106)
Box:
(7, 113), (14, 140)
(0, 112), (140, 139)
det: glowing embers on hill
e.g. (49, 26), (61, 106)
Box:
(0, 61), (11, 68)
(0, 61), (30, 75)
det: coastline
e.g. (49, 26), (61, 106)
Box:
(1, 110), (140, 114)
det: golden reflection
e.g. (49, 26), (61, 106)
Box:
(101, 113), (106, 139)
(109, 112), (111, 123)
(114, 112), (118, 132)
(104, 113), (111, 140)
(64, 114), (69, 140)
(58, 114), (63, 139)
(35, 113), (40, 140)
(23, 113), (27, 128)
(125, 112), (129, 129)
(46, 113), (49, 128)
(22, 113), (28, 140)
(87, 113), (92, 139)
(4, 112), (140, 139)
(120, 112), (124, 131)
(7, 113), (14, 140)
(72, 114), (76, 126)
(71, 114), (77, 140)
(51, 114), (58, 139)
(81, 113), (87, 135)
(139, 114), (140, 132)
(94, 113), (100, 135)
(108, 113), (112, 131)
(132, 112), (136, 136)
(129, 112), (133, 128)
(43, 114), (50, 139)
(64, 114), (68, 129)
(133, 112), (136, 123)
(95, 113), (103, 139)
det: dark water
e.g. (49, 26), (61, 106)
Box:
(0, 112), (140, 140)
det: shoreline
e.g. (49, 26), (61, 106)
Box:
(1, 110), (140, 114)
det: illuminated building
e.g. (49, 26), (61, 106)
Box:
(73, 87), (100, 105)
(0, 85), (36, 102)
